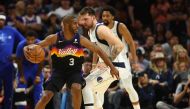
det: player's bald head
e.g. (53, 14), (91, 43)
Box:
(61, 14), (77, 25)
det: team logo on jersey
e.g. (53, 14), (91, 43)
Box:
(58, 40), (63, 43)
(97, 76), (103, 83)
(58, 48), (77, 55)
(73, 39), (78, 44)
(51, 46), (84, 57)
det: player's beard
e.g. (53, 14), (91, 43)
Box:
(103, 20), (109, 26)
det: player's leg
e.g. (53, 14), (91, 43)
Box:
(82, 82), (95, 109)
(94, 92), (104, 109)
(119, 68), (140, 109)
(71, 83), (82, 109)
(83, 67), (116, 109)
(16, 70), (30, 109)
(2, 64), (15, 109)
(35, 90), (54, 109)
(67, 73), (84, 109)
(35, 74), (66, 109)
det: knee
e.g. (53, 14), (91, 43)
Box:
(71, 83), (82, 92)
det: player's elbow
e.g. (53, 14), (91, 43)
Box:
(116, 43), (124, 53)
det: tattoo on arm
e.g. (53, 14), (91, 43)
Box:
(110, 45), (120, 60)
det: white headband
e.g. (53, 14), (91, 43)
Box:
(0, 15), (6, 20)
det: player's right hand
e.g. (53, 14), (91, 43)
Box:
(110, 67), (119, 80)
(19, 76), (26, 84)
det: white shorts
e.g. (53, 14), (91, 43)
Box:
(85, 65), (131, 94)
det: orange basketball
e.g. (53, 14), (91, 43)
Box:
(24, 45), (45, 64)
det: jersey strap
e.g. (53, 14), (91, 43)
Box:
(95, 25), (109, 46)
(116, 22), (122, 40)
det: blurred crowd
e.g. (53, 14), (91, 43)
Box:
(0, 0), (190, 109)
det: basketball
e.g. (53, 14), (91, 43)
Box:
(24, 44), (45, 64)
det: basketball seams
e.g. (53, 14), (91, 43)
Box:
(24, 45), (45, 63)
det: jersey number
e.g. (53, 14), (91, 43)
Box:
(69, 58), (75, 66)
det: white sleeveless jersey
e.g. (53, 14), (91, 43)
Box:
(88, 22), (129, 65)
(111, 21), (129, 54)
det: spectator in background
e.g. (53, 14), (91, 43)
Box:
(136, 47), (150, 70)
(167, 0), (188, 37)
(172, 61), (190, 94)
(154, 23), (167, 44)
(143, 35), (155, 60)
(45, 0), (60, 12)
(6, 4), (25, 32)
(54, 0), (74, 18)
(42, 65), (51, 83)
(157, 79), (190, 109)
(45, 12), (60, 36)
(0, 14), (24, 109)
(162, 36), (179, 63)
(130, 20), (146, 45)
(22, 3), (43, 34)
(83, 48), (91, 59)
(15, 1), (25, 17)
(150, 0), (170, 25)
(128, 0), (153, 28)
(33, 0), (50, 24)
(153, 44), (164, 52)
(82, 57), (92, 78)
(148, 52), (173, 104)
(136, 71), (155, 109)
(173, 48), (190, 72)
(42, 65), (54, 109)
(15, 30), (44, 109)
(73, 0), (83, 16)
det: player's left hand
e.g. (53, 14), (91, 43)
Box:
(34, 76), (41, 84)
(110, 67), (119, 80)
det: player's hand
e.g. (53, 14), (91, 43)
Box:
(19, 76), (26, 84)
(23, 44), (36, 58)
(24, 44), (38, 51)
(34, 76), (41, 84)
(110, 67), (119, 80)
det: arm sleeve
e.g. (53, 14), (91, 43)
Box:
(13, 28), (25, 44)
(16, 41), (25, 58)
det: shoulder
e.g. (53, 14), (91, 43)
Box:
(4, 26), (16, 31)
(118, 22), (127, 30)
(96, 25), (110, 34)
(17, 40), (27, 48)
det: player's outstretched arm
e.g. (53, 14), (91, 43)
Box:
(80, 36), (119, 79)
(37, 34), (57, 48)
(97, 25), (124, 60)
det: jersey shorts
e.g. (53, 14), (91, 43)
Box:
(45, 71), (83, 93)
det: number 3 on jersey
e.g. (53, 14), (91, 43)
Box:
(69, 58), (75, 66)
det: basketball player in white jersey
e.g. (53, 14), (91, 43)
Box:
(79, 7), (140, 109)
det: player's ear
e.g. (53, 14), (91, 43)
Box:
(92, 15), (96, 20)
(112, 16), (114, 20)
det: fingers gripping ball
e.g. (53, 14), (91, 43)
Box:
(24, 45), (45, 64)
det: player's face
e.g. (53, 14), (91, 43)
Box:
(79, 13), (95, 29)
(26, 36), (36, 45)
(70, 19), (78, 33)
(0, 19), (5, 29)
(101, 11), (114, 26)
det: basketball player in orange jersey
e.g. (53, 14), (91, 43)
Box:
(79, 7), (140, 109)
(24, 15), (120, 109)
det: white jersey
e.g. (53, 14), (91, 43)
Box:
(88, 22), (131, 71)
